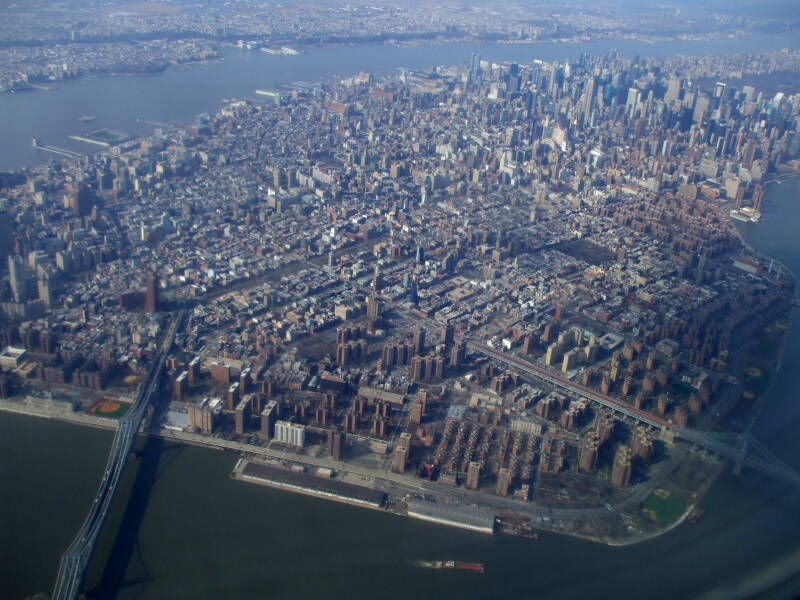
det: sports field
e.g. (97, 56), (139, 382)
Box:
(642, 488), (687, 526)
(86, 398), (131, 418)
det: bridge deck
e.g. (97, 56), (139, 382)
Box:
(52, 311), (185, 600)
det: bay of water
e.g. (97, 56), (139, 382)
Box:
(1, 31), (799, 172)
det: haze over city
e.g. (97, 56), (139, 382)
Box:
(1, 2), (800, 599)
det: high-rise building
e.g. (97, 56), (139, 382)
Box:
(336, 343), (351, 366)
(211, 362), (231, 385)
(522, 336), (534, 355)
(239, 367), (251, 394)
(315, 406), (329, 426)
(235, 396), (251, 434)
(409, 356), (423, 381)
(35, 280), (51, 308)
(413, 327), (425, 356)
(391, 432), (412, 474)
(0, 211), (12, 259)
(692, 94), (710, 125)
(274, 420), (305, 447)
(371, 416), (387, 437)
(366, 295), (383, 321)
(496, 467), (512, 497)
(174, 371), (188, 400)
(579, 433), (599, 472)
(621, 375), (633, 397)
(250, 393), (263, 416)
(145, 271), (160, 313)
(410, 401), (423, 425)
(8, 256), (27, 303)
(625, 87), (640, 116)
(327, 429), (343, 460)
(631, 426), (654, 465)
(433, 356), (444, 380)
(188, 397), (217, 435)
(595, 413), (614, 444)
(417, 389), (428, 411)
(71, 187), (95, 218)
(188, 356), (201, 386)
(664, 78), (681, 103)
(260, 400), (278, 440)
(391, 444), (408, 474)
(449, 343), (465, 368)
(611, 446), (632, 488)
(381, 343), (397, 368)
(442, 324), (455, 347)
(562, 349), (578, 372)
(345, 410), (359, 433)
(226, 382), (240, 411)
(272, 166), (283, 188)
(466, 461), (481, 490)
(753, 183), (764, 213)
(544, 343), (558, 366)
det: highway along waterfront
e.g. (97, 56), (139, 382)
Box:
(1, 177), (799, 600)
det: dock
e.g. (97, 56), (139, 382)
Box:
(69, 128), (131, 148)
(406, 499), (496, 534)
(137, 118), (176, 128)
(31, 137), (81, 159)
(68, 135), (110, 147)
(237, 460), (386, 509)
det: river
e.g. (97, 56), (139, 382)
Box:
(1, 31), (799, 172)
(1, 36), (800, 600)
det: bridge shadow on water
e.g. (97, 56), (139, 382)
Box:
(87, 436), (182, 600)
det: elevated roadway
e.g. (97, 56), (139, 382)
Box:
(467, 340), (669, 430)
(468, 341), (800, 486)
(52, 310), (186, 600)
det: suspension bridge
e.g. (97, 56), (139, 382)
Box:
(51, 310), (185, 600)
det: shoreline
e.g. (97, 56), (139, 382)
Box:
(1, 28), (797, 106)
(1, 53), (223, 98)
(0, 396), (726, 547)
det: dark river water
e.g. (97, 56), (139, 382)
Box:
(1, 35), (800, 600)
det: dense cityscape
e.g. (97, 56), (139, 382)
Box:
(2, 1), (800, 599)
(2, 0), (799, 92)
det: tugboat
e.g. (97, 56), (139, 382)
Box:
(416, 560), (485, 573)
